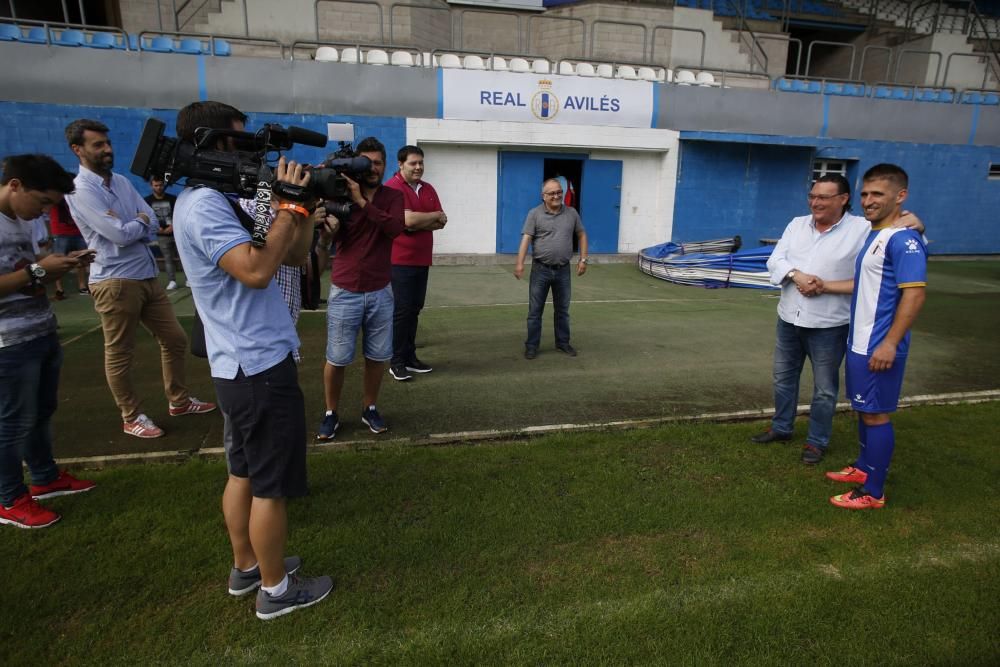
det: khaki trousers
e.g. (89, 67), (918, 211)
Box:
(90, 278), (189, 422)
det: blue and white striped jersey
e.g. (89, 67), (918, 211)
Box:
(848, 225), (927, 356)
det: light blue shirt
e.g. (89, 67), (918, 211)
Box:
(767, 213), (870, 329)
(65, 165), (158, 282)
(173, 187), (299, 379)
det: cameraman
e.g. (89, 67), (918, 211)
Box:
(171, 101), (332, 620)
(314, 138), (405, 440)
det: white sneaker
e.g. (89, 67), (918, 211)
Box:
(123, 413), (164, 439)
(166, 280), (178, 290)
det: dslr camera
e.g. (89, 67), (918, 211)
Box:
(130, 118), (370, 244)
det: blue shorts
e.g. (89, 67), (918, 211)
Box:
(325, 284), (394, 366)
(845, 350), (908, 414)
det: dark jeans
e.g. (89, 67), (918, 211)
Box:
(526, 262), (571, 350)
(771, 319), (849, 449)
(0, 332), (61, 506)
(390, 265), (429, 366)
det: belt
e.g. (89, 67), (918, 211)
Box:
(535, 260), (568, 269)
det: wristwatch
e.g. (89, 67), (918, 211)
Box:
(787, 269), (797, 282)
(579, 257), (590, 265)
(25, 262), (46, 285)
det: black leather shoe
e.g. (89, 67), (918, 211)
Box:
(800, 444), (825, 465)
(749, 429), (792, 444)
(524, 347), (538, 360)
(556, 344), (577, 357)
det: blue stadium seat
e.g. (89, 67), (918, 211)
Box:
(146, 36), (175, 52)
(915, 88), (937, 102)
(961, 91), (984, 104)
(842, 83), (866, 96)
(937, 90), (954, 103)
(823, 82), (844, 95)
(891, 88), (913, 100)
(175, 37), (203, 54)
(776, 78), (795, 92)
(983, 93), (1000, 105)
(24, 27), (49, 43)
(874, 86), (893, 98)
(56, 29), (85, 47)
(0, 24), (21, 41)
(127, 34), (140, 50)
(89, 31), (116, 49)
(211, 38), (231, 56)
(805, 80), (822, 94)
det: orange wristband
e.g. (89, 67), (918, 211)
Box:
(276, 202), (309, 219)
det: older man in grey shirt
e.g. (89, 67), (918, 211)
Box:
(514, 178), (589, 359)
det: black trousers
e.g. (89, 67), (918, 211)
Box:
(390, 265), (429, 366)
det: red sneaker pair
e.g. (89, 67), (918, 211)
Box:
(0, 472), (96, 529)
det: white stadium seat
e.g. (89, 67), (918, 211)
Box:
(675, 69), (696, 85)
(617, 65), (637, 80)
(596, 63), (613, 78)
(366, 49), (389, 65)
(463, 55), (485, 70)
(390, 51), (414, 67)
(532, 58), (551, 74)
(637, 66), (657, 81)
(315, 46), (338, 62)
(439, 53), (462, 69)
(558, 61), (576, 76)
(695, 71), (716, 87)
(341, 47), (359, 64)
(491, 56), (508, 71)
(509, 57), (530, 73)
(576, 62), (596, 77)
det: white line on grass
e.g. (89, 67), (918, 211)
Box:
(56, 389), (1000, 468)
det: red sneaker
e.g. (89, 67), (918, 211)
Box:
(825, 465), (868, 485)
(169, 397), (217, 417)
(30, 471), (96, 500)
(123, 413), (164, 438)
(830, 487), (885, 510)
(0, 494), (60, 529)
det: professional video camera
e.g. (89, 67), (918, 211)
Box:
(130, 117), (371, 245)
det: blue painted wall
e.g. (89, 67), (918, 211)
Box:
(674, 132), (1000, 254)
(0, 101), (406, 198)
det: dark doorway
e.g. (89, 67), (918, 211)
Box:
(543, 158), (583, 217)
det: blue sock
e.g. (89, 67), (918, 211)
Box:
(855, 420), (869, 470)
(860, 422), (894, 499)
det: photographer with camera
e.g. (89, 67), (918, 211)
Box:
(170, 101), (332, 620)
(314, 137), (405, 441)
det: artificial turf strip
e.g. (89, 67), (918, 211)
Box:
(4, 403), (998, 665)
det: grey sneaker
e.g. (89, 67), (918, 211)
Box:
(228, 556), (303, 596)
(255, 573), (334, 620)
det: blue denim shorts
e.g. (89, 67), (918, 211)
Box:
(325, 284), (394, 365)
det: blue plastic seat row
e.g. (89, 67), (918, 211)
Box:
(0, 24), (230, 55)
(961, 91), (1000, 105)
(775, 78), (868, 96)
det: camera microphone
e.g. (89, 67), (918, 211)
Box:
(286, 127), (328, 148)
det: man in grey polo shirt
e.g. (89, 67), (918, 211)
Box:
(514, 178), (589, 359)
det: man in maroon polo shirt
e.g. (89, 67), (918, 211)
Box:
(315, 137), (405, 440)
(384, 145), (448, 382)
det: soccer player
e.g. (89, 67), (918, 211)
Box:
(817, 164), (927, 509)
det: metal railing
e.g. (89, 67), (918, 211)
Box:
(0, 17), (128, 48)
(943, 51), (997, 89)
(804, 40), (856, 80)
(389, 2), (451, 49)
(893, 48), (943, 86)
(456, 8), (521, 52)
(314, 0), (384, 43)
(650, 24), (707, 70)
(753, 33), (802, 77)
(859, 44), (893, 82)
(138, 28), (281, 56)
(526, 14), (586, 59)
(590, 19), (648, 61)
(726, 0), (768, 73)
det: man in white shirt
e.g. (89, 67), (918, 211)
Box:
(752, 174), (922, 465)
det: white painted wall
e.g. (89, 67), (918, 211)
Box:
(406, 119), (679, 254)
